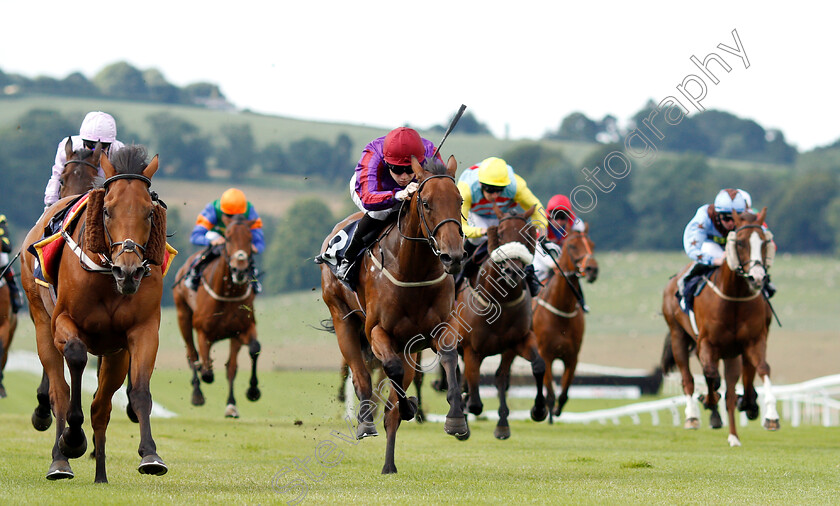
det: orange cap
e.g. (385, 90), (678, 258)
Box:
(220, 188), (247, 215)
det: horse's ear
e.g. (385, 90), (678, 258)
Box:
(492, 201), (504, 220)
(145, 204), (167, 266)
(756, 206), (767, 224)
(486, 226), (499, 254)
(64, 137), (73, 160)
(446, 155), (457, 179)
(731, 209), (742, 226)
(84, 189), (108, 254)
(100, 152), (117, 179)
(411, 155), (426, 181)
(524, 204), (536, 219)
(221, 213), (233, 228)
(584, 221), (590, 234)
(92, 142), (102, 165)
(143, 155), (159, 180)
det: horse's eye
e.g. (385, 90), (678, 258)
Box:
(103, 207), (111, 218)
(422, 200), (430, 210)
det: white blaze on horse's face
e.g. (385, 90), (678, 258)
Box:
(229, 249), (250, 285)
(747, 230), (766, 289)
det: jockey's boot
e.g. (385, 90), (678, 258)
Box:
(249, 265), (263, 294)
(4, 270), (22, 313)
(185, 246), (220, 291)
(679, 262), (712, 312)
(524, 264), (542, 296)
(336, 214), (383, 282)
(763, 277), (776, 299)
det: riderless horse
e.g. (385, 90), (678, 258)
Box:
(452, 205), (548, 439)
(172, 215), (261, 418)
(662, 208), (778, 447)
(21, 146), (171, 482)
(320, 155), (466, 474)
(532, 224), (598, 423)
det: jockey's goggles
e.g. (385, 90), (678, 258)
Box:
(386, 162), (413, 176)
(551, 211), (570, 221)
(83, 140), (111, 151)
(481, 184), (505, 194)
(719, 213), (734, 222)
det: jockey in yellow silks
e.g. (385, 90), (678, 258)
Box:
(455, 157), (547, 295)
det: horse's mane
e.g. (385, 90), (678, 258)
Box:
(93, 145), (149, 187)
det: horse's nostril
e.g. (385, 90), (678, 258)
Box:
(439, 254), (452, 264)
(111, 266), (124, 279)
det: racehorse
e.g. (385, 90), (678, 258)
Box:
(59, 138), (102, 200)
(532, 224), (598, 423)
(20, 146), (170, 482)
(172, 215), (261, 418)
(0, 274), (16, 398)
(661, 207), (778, 447)
(452, 205), (548, 439)
(320, 155), (466, 474)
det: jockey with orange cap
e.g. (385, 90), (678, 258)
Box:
(333, 127), (443, 282)
(455, 156), (548, 295)
(44, 111), (125, 209)
(532, 194), (586, 283)
(184, 188), (265, 291)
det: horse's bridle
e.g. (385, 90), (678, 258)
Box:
(563, 232), (594, 278)
(730, 223), (768, 278)
(97, 173), (163, 274)
(60, 158), (98, 187)
(397, 174), (464, 257)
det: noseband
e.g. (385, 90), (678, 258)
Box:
(398, 174), (464, 257)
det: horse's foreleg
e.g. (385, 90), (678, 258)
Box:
(494, 350), (516, 440)
(175, 297), (203, 403)
(224, 338), (242, 418)
(127, 324), (167, 477)
(462, 347), (484, 416)
(723, 357), (742, 447)
(743, 337), (779, 430)
(439, 346), (469, 440)
(379, 353), (417, 475)
(197, 330), (214, 384)
(556, 355), (577, 418)
(32, 369), (53, 431)
(370, 326), (416, 422)
(697, 340), (723, 429)
(39, 338), (72, 479)
(54, 314), (88, 461)
(413, 350), (425, 423)
(738, 357), (760, 420)
(245, 329), (261, 402)
(518, 335), (547, 423)
(90, 350), (130, 483)
(337, 361), (349, 402)
(539, 346), (557, 423)
(0, 328), (7, 398)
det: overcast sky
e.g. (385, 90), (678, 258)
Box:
(1, 1), (834, 151)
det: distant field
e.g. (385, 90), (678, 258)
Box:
(6, 251), (838, 383)
(0, 95), (599, 167)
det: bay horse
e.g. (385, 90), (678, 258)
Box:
(59, 138), (102, 200)
(172, 215), (261, 418)
(661, 207), (778, 447)
(20, 146), (170, 482)
(532, 224), (598, 423)
(320, 155), (466, 474)
(0, 274), (16, 398)
(453, 205), (548, 440)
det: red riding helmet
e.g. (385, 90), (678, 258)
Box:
(547, 194), (576, 223)
(383, 127), (425, 165)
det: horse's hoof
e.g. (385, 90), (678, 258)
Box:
(224, 404), (240, 418)
(709, 411), (723, 429)
(31, 410), (53, 432)
(201, 370), (214, 384)
(728, 434), (742, 447)
(0, 384), (6, 398)
(415, 408), (425, 424)
(494, 425), (511, 440)
(356, 421), (378, 439)
(59, 428), (87, 459)
(684, 418), (700, 430)
(381, 463), (397, 475)
(46, 460), (74, 480)
(467, 402), (484, 416)
(138, 454), (168, 476)
(553, 405), (563, 417)
(400, 397), (418, 421)
(126, 402), (139, 424)
(246, 386), (261, 402)
(337, 393), (346, 403)
(531, 404), (548, 423)
(445, 416), (469, 439)
(745, 407), (760, 421)
(191, 390), (205, 406)
(763, 418), (781, 431)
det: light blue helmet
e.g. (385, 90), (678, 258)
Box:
(713, 189), (747, 214)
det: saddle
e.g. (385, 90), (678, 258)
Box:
(315, 215), (397, 290)
(28, 194), (89, 286)
(678, 267), (713, 314)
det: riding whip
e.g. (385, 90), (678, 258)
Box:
(432, 104), (467, 161)
(0, 249), (21, 279)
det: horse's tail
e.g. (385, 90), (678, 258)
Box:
(661, 332), (676, 374)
